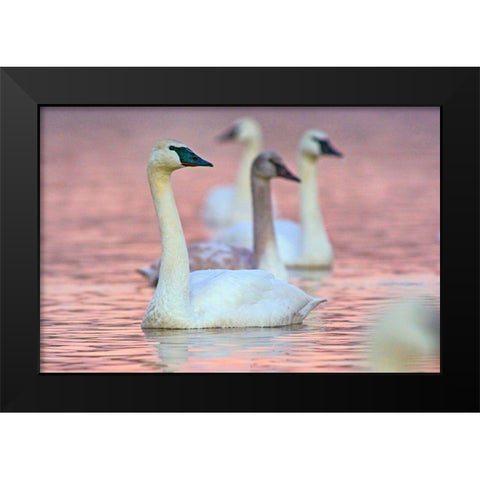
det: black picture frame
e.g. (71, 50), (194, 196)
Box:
(1, 67), (478, 412)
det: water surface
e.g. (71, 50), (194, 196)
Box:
(41, 107), (440, 372)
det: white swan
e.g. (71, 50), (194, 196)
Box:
(369, 298), (440, 372)
(142, 140), (326, 329)
(201, 118), (263, 229)
(138, 150), (300, 285)
(214, 129), (343, 269)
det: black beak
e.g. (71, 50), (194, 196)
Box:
(315, 138), (343, 157)
(276, 164), (301, 183)
(169, 145), (213, 167)
(217, 125), (238, 142)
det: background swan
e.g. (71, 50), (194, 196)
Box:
(369, 298), (440, 372)
(138, 151), (300, 285)
(201, 118), (263, 229)
(214, 129), (343, 269)
(138, 243), (253, 286)
(142, 140), (326, 329)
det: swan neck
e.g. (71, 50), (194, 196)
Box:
(233, 139), (261, 222)
(148, 169), (191, 315)
(252, 174), (287, 281)
(299, 153), (328, 251)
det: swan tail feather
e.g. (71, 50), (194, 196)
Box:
(302, 297), (328, 318)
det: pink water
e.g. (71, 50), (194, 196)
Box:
(40, 107), (440, 372)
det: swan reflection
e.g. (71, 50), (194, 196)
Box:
(143, 324), (305, 372)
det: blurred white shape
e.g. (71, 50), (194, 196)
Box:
(370, 297), (439, 372)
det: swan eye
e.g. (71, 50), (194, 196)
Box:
(269, 158), (282, 171)
(317, 139), (327, 153)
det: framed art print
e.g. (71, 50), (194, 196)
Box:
(1, 67), (478, 411)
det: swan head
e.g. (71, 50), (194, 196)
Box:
(148, 140), (213, 173)
(252, 150), (300, 182)
(217, 117), (263, 144)
(299, 129), (343, 158)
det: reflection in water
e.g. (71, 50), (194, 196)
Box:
(143, 325), (305, 372)
(40, 107), (440, 373)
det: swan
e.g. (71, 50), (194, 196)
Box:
(369, 298), (440, 372)
(213, 129), (343, 269)
(201, 118), (263, 229)
(138, 150), (300, 285)
(142, 140), (326, 329)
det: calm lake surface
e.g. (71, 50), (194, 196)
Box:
(40, 107), (440, 372)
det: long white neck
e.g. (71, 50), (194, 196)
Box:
(298, 152), (331, 261)
(232, 139), (261, 223)
(252, 175), (288, 282)
(147, 168), (192, 319)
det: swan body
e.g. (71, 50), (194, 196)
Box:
(142, 140), (326, 329)
(145, 268), (326, 329)
(139, 151), (300, 285)
(214, 130), (342, 268)
(214, 219), (332, 268)
(201, 118), (263, 229)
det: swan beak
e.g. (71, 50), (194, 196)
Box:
(171, 146), (213, 167)
(315, 138), (343, 157)
(276, 164), (301, 183)
(182, 153), (213, 167)
(217, 125), (238, 142)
